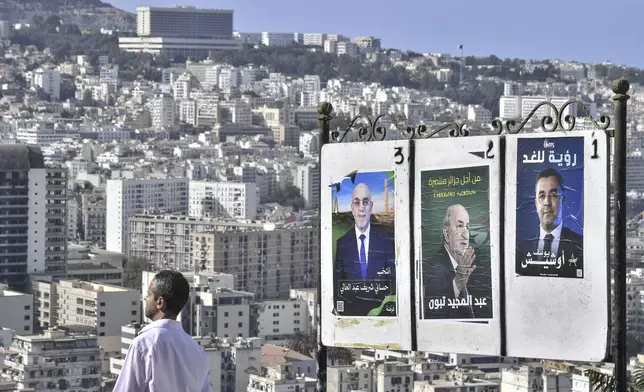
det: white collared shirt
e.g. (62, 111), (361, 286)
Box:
(445, 245), (465, 299)
(113, 319), (213, 392)
(355, 224), (371, 265)
(538, 223), (563, 258)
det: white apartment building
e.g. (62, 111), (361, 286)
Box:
(302, 33), (326, 46)
(129, 214), (265, 270)
(14, 123), (77, 146)
(329, 42), (358, 57)
(467, 104), (492, 125)
(77, 125), (132, 143)
(200, 337), (261, 392)
(257, 299), (309, 345)
(218, 67), (241, 92)
(501, 365), (572, 391)
(0, 329), (101, 392)
(301, 75), (321, 107)
(179, 99), (197, 125)
(189, 181), (257, 220)
(32, 67), (61, 100)
(0, 284), (33, 335)
(0, 145), (47, 292)
(148, 94), (176, 128)
(261, 32), (296, 47)
(105, 177), (189, 253)
(295, 164), (320, 209)
(188, 287), (255, 338)
(248, 364), (316, 392)
(55, 280), (140, 337)
(172, 72), (194, 100)
(45, 166), (68, 277)
(499, 95), (597, 121)
(192, 225), (318, 300)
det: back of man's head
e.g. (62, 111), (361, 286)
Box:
(152, 270), (190, 318)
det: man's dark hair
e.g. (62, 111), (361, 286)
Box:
(535, 168), (564, 191)
(151, 270), (190, 317)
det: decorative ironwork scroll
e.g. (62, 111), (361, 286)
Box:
(328, 100), (611, 143)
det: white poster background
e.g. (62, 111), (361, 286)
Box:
(321, 140), (412, 350)
(414, 136), (502, 355)
(504, 131), (609, 361)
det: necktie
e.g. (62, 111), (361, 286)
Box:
(359, 234), (367, 279)
(543, 234), (555, 260)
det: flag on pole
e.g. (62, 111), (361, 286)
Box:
(458, 44), (463, 50)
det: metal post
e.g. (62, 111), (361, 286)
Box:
(459, 45), (464, 86)
(612, 79), (630, 392)
(316, 102), (333, 392)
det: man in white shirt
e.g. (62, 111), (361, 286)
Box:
(113, 270), (213, 392)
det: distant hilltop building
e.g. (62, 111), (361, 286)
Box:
(119, 6), (241, 58)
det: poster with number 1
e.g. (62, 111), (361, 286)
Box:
(505, 131), (610, 362)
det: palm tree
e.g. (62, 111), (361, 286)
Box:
(327, 347), (355, 366)
(287, 331), (317, 357)
(588, 367), (644, 391)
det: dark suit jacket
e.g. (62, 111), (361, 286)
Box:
(422, 247), (476, 319)
(517, 226), (584, 278)
(334, 225), (396, 282)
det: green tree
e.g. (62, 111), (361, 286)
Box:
(122, 257), (150, 292)
(287, 331), (317, 357)
(276, 184), (306, 211)
(588, 367), (644, 392)
(327, 347), (355, 366)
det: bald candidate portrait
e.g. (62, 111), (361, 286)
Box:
(334, 183), (396, 282)
(518, 168), (583, 274)
(423, 204), (477, 319)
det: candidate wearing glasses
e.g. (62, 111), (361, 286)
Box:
(518, 168), (583, 275)
(334, 183), (396, 282)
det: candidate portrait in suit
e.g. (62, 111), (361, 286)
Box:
(423, 204), (478, 319)
(334, 182), (396, 283)
(517, 168), (584, 278)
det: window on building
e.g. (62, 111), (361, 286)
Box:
(23, 326), (29, 331)
(224, 323), (228, 328)
(99, 322), (105, 327)
(100, 312), (105, 317)
(24, 315), (30, 320)
(24, 305), (30, 310)
(238, 322), (242, 327)
(131, 310), (137, 316)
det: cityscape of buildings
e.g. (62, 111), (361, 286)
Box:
(0, 3), (641, 392)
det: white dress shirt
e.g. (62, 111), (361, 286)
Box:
(538, 223), (562, 258)
(113, 319), (213, 392)
(355, 224), (371, 265)
(445, 246), (466, 299)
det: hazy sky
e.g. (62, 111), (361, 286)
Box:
(109, 0), (644, 68)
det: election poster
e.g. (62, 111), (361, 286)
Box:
(414, 136), (501, 356)
(420, 166), (493, 320)
(515, 137), (584, 279)
(332, 170), (397, 317)
(505, 131), (610, 361)
(321, 140), (412, 350)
